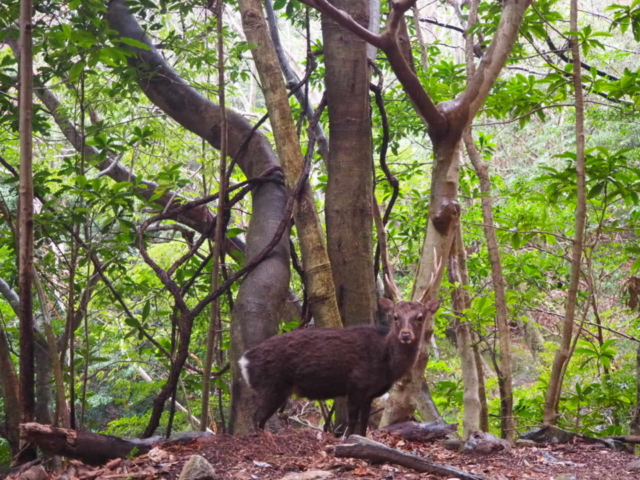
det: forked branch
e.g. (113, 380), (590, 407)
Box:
(297, 0), (448, 135)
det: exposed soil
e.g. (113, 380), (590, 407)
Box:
(26, 426), (639, 480)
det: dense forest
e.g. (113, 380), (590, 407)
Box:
(1, 0), (640, 477)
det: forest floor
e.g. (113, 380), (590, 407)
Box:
(34, 426), (640, 480)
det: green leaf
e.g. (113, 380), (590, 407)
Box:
(118, 37), (151, 50)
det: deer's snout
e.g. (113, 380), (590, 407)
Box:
(400, 331), (412, 343)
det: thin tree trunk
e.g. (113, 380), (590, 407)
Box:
(448, 224), (481, 439)
(464, 132), (514, 442)
(322, 0), (376, 328)
(238, 0), (342, 330)
(263, 0), (329, 164)
(473, 345), (489, 431)
(461, 0), (513, 441)
(542, 0), (586, 425)
(411, 5), (429, 69)
(34, 275), (69, 427)
(18, 0), (36, 443)
(202, 0), (228, 432)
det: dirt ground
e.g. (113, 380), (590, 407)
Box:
(32, 426), (640, 480)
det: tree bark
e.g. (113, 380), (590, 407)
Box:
(106, 0), (291, 436)
(238, 0), (341, 329)
(448, 224), (481, 439)
(322, 0), (376, 328)
(18, 0), (36, 446)
(543, 0), (586, 425)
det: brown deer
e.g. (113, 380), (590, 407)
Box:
(239, 249), (441, 437)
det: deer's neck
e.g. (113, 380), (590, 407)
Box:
(387, 338), (422, 381)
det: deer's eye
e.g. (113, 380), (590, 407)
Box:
(416, 314), (424, 322)
(393, 314), (399, 322)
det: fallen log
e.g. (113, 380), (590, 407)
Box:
(605, 435), (640, 444)
(382, 420), (457, 442)
(19, 423), (157, 466)
(334, 435), (494, 480)
(519, 425), (623, 450)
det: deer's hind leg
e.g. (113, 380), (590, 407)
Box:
(253, 386), (291, 430)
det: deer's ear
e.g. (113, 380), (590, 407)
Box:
(423, 300), (440, 314)
(378, 297), (395, 315)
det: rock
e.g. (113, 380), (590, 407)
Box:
(627, 459), (640, 472)
(553, 475), (576, 480)
(462, 431), (511, 454)
(279, 471), (334, 480)
(18, 466), (48, 480)
(179, 455), (215, 480)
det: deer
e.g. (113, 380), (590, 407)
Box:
(238, 245), (442, 437)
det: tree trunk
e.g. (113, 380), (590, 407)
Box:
(542, 0), (586, 425)
(0, 322), (20, 453)
(381, 135), (461, 427)
(18, 0), (36, 442)
(474, 345), (490, 432)
(34, 274), (69, 427)
(322, 0), (376, 328)
(630, 344), (640, 455)
(448, 224), (481, 438)
(238, 0), (341, 329)
(106, 0), (291, 436)
(464, 131), (514, 442)
(202, 0), (228, 432)
(416, 379), (443, 423)
(263, 0), (329, 164)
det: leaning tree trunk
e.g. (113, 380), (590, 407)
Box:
(448, 224), (481, 439)
(238, 0), (341, 329)
(322, 0), (376, 328)
(106, 0), (291, 436)
(542, 0), (586, 425)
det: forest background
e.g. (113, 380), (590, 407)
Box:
(0, 0), (640, 466)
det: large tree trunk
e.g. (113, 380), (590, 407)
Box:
(238, 0), (341, 329)
(381, 134), (461, 426)
(322, 0), (376, 328)
(106, 0), (291, 436)
(542, 0), (586, 425)
(448, 224), (481, 439)
(464, 132), (514, 442)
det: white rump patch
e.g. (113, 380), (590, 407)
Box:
(239, 355), (251, 389)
